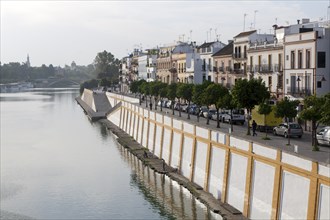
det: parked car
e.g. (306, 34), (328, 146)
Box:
(181, 104), (189, 112)
(273, 122), (303, 138)
(316, 126), (330, 146)
(203, 109), (216, 119)
(166, 100), (172, 108)
(157, 100), (162, 107)
(188, 105), (198, 115)
(162, 100), (168, 108)
(199, 106), (208, 117)
(220, 109), (245, 125)
(211, 111), (221, 121)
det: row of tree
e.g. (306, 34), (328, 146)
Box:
(0, 50), (120, 85)
(130, 79), (330, 150)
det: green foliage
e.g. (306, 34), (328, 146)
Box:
(167, 83), (177, 101)
(274, 97), (299, 120)
(204, 84), (228, 109)
(140, 81), (151, 96)
(299, 94), (330, 149)
(177, 83), (194, 102)
(221, 93), (236, 110)
(94, 50), (120, 80)
(258, 100), (272, 116)
(192, 81), (212, 106)
(232, 78), (270, 135)
(130, 80), (145, 94)
(79, 79), (99, 94)
(232, 78), (270, 111)
(99, 78), (112, 87)
(159, 83), (168, 99)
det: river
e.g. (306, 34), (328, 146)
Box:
(0, 89), (220, 220)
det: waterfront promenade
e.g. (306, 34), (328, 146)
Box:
(130, 94), (330, 165)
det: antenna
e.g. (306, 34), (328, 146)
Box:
(209, 28), (212, 41)
(254, 10), (258, 29)
(243, 13), (248, 31)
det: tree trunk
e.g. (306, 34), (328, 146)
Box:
(155, 97), (158, 110)
(172, 100), (175, 115)
(247, 109), (251, 135)
(179, 101), (181, 117)
(206, 108), (210, 125)
(230, 110), (234, 132)
(286, 117), (291, 145)
(217, 108), (220, 128)
(160, 98), (163, 112)
(187, 101), (191, 119)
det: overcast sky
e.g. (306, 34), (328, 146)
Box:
(1, 0), (329, 67)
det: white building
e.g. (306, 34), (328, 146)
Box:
(197, 41), (226, 82)
(284, 19), (330, 97)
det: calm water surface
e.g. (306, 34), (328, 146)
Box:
(0, 89), (220, 220)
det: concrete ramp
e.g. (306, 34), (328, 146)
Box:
(76, 89), (112, 121)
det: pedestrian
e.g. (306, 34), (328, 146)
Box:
(252, 120), (257, 136)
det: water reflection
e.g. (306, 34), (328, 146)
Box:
(113, 137), (221, 220)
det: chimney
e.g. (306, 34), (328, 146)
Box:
(297, 19), (300, 24)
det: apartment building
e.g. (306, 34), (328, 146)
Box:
(156, 44), (176, 84)
(137, 50), (158, 82)
(284, 20), (330, 97)
(233, 30), (273, 80)
(119, 56), (131, 93)
(212, 41), (234, 88)
(198, 41), (225, 82)
(247, 31), (284, 99)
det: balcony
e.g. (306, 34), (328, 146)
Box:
(247, 65), (255, 73)
(287, 86), (312, 97)
(274, 64), (283, 72)
(225, 66), (233, 72)
(254, 64), (273, 73)
(233, 69), (244, 74)
(233, 53), (247, 59)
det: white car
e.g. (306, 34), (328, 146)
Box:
(220, 109), (245, 125)
(317, 126), (330, 146)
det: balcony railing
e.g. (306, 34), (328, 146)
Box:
(233, 53), (247, 59)
(287, 87), (312, 96)
(233, 69), (244, 74)
(247, 65), (255, 73)
(225, 66), (232, 72)
(253, 64), (273, 73)
(274, 64), (283, 72)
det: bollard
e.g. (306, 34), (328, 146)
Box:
(294, 145), (298, 153)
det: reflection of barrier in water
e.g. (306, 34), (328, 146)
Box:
(114, 142), (221, 220)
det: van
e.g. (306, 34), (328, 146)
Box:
(220, 109), (245, 125)
(316, 126), (330, 146)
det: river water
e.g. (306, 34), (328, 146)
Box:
(0, 89), (220, 220)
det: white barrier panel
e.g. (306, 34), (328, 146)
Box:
(156, 113), (162, 123)
(127, 110), (132, 134)
(318, 184), (330, 220)
(154, 125), (162, 157)
(148, 122), (155, 151)
(181, 136), (194, 178)
(143, 109), (149, 118)
(196, 126), (208, 139)
(183, 122), (194, 133)
(133, 113), (139, 139)
(137, 116), (143, 144)
(173, 119), (182, 130)
(211, 131), (226, 145)
(142, 119), (148, 147)
(171, 132), (181, 169)
(230, 136), (250, 151)
(107, 108), (121, 127)
(150, 111), (155, 119)
(279, 171), (310, 219)
(194, 141), (208, 187)
(282, 152), (312, 171)
(208, 146), (226, 199)
(164, 116), (171, 126)
(227, 153), (248, 212)
(253, 143), (277, 160)
(249, 160), (275, 220)
(162, 129), (172, 163)
(318, 164), (330, 178)
(122, 108), (127, 131)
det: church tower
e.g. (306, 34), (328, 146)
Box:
(26, 54), (31, 67)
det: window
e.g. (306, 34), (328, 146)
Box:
(291, 51), (295, 69)
(269, 76), (272, 87)
(306, 50), (311, 68)
(317, 52), (326, 68)
(298, 50), (303, 68)
(268, 54), (272, 71)
(317, 81), (322, 88)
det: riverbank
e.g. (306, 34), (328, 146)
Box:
(100, 119), (247, 220)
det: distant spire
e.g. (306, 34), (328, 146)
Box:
(26, 54), (30, 67)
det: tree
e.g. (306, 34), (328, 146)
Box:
(159, 83), (168, 112)
(274, 97), (300, 145)
(192, 81), (212, 122)
(221, 93), (237, 132)
(299, 94), (328, 151)
(167, 83), (177, 115)
(150, 81), (163, 110)
(204, 83), (228, 126)
(258, 100), (273, 140)
(94, 50), (120, 80)
(140, 81), (151, 108)
(232, 78), (270, 135)
(320, 93), (330, 125)
(175, 83), (184, 117)
(79, 79), (99, 94)
(129, 80), (145, 105)
(177, 83), (194, 119)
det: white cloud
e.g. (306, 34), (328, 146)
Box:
(0, 0), (328, 66)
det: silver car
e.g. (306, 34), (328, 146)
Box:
(273, 122), (303, 138)
(316, 126), (330, 146)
